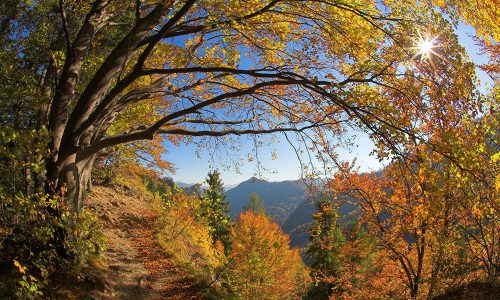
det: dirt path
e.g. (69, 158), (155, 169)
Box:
(84, 185), (205, 299)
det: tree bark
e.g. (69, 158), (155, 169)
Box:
(77, 153), (98, 206)
(57, 152), (80, 212)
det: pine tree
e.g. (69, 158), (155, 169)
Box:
(244, 192), (265, 215)
(198, 170), (231, 253)
(306, 198), (346, 300)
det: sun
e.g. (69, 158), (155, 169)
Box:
(411, 33), (441, 63)
(415, 37), (437, 61)
(418, 40), (434, 55)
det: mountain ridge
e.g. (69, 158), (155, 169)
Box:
(225, 177), (307, 225)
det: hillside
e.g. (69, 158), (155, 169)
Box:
(225, 177), (307, 224)
(59, 185), (206, 299)
(281, 199), (317, 248)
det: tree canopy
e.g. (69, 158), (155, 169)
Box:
(2, 0), (497, 211)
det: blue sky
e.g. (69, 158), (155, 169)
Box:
(161, 23), (492, 186)
(164, 130), (383, 185)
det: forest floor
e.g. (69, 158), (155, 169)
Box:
(58, 185), (206, 299)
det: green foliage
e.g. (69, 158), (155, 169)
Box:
(244, 192), (265, 215)
(305, 199), (346, 299)
(197, 171), (232, 254)
(305, 198), (378, 299)
(0, 126), (50, 195)
(0, 191), (105, 298)
(0, 126), (105, 298)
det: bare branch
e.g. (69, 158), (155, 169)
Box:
(165, 118), (256, 126)
(158, 124), (325, 137)
(58, 0), (71, 56)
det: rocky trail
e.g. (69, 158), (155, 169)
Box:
(76, 185), (206, 299)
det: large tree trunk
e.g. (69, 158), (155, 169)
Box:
(57, 153), (80, 212)
(44, 3), (172, 212)
(47, 151), (98, 213)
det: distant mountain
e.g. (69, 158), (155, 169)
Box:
(174, 181), (197, 188)
(224, 184), (238, 191)
(173, 181), (207, 196)
(175, 181), (236, 191)
(225, 177), (307, 225)
(176, 173), (379, 249)
(181, 175), (364, 248)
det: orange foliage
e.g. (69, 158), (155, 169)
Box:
(226, 211), (309, 299)
(156, 191), (226, 281)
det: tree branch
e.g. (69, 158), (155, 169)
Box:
(58, 0), (71, 56)
(60, 3), (171, 152)
(165, 118), (256, 126)
(158, 124), (327, 136)
(49, 0), (111, 153)
(134, 0), (197, 71)
(77, 79), (303, 159)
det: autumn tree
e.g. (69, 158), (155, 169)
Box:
(198, 170), (231, 252)
(224, 211), (308, 299)
(327, 98), (499, 298)
(157, 186), (226, 284)
(334, 164), (440, 298)
(2, 0), (498, 297)
(450, 110), (499, 282)
(2, 0), (497, 214)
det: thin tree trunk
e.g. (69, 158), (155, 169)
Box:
(427, 246), (444, 299)
(24, 154), (32, 196)
(35, 62), (55, 192)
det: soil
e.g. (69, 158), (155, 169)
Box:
(58, 185), (206, 299)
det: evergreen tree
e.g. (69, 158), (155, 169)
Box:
(244, 192), (265, 215)
(198, 170), (231, 253)
(306, 198), (346, 300)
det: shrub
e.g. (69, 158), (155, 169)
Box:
(156, 189), (226, 286)
(0, 126), (105, 298)
(0, 191), (105, 298)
